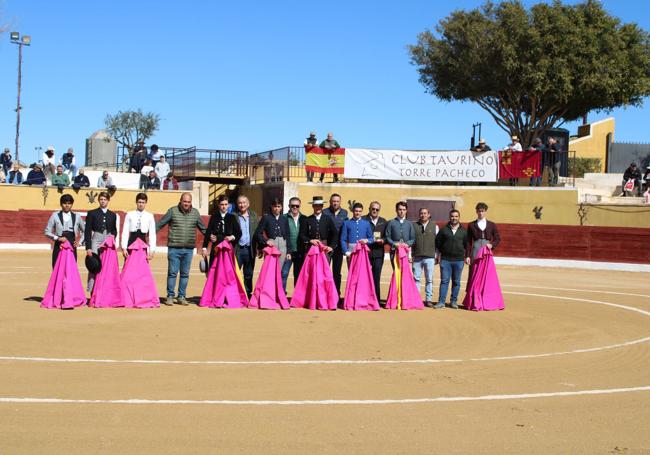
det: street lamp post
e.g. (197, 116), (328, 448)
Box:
(10, 32), (31, 164)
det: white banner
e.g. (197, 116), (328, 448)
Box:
(343, 149), (498, 182)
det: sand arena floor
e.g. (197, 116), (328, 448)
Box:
(0, 250), (649, 454)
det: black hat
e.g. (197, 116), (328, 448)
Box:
(85, 253), (102, 274)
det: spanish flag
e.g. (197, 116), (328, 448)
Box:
(305, 146), (345, 174)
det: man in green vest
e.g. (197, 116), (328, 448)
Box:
(156, 193), (207, 306)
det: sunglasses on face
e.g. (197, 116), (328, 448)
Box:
(290, 205), (300, 208)
(370, 208), (379, 211)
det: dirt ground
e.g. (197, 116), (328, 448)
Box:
(0, 250), (649, 454)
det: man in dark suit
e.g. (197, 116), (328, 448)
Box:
(202, 194), (242, 268)
(322, 193), (348, 297)
(299, 195), (337, 257)
(233, 195), (259, 297)
(362, 201), (387, 303)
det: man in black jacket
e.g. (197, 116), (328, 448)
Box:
(362, 201), (387, 303)
(435, 209), (469, 309)
(72, 168), (90, 189)
(202, 194), (241, 268)
(84, 191), (120, 291)
(622, 162), (642, 197)
(299, 195), (337, 256)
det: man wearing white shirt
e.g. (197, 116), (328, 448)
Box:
(155, 156), (170, 189)
(121, 192), (156, 260)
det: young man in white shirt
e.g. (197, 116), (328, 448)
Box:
(155, 155), (170, 189)
(121, 192), (156, 260)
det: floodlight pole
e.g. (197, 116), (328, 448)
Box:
(11, 33), (30, 164)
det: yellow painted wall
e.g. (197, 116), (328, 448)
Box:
(578, 203), (650, 227)
(1, 186), (190, 214)
(569, 117), (614, 172)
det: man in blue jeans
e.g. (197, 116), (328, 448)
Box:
(156, 193), (207, 306)
(412, 207), (439, 308)
(435, 209), (470, 309)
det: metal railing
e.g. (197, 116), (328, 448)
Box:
(117, 146), (248, 180)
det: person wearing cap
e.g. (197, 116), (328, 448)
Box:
(162, 171), (180, 190)
(622, 162), (642, 197)
(121, 192), (156, 260)
(299, 195), (337, 257)
(45, 194), (85, 268)
(319, 133), (342, 183)
(323, 193), (348, 297)
(157, 193), (207, 306)
(51, 165), (71, 190)
(72, 168), (90, 189)
(85, 191), (120, 292)
(23, 164), (47, 185)
(304, 132), (318, 182)
(8, 163), (23, 185)
(471, 139), (491, 186)
(0, 148), (12, 177)
(505, 136), (523, 186)
(42, 146), (57, 179)
(527, 138), (544, 187)
(155, 155), (170, 188)
(61, 148), (77, 177)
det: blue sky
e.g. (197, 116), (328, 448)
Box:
(0, 0), (648, 165)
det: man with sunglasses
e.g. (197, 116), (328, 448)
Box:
(362, 201), (387, 303)
(282, 197), (306, 291)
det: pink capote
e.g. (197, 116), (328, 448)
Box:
(463, 245), (504, 311)
(89, 235), (125, 308)
(386, 244), (424, 310)
(249, 245), (290, 310)
(291, 244), (338, 310)
(41, 240), (86, 309)
(120, 238), (160, 309)
(344, 242), (379, 311)
(200, 240), (249, 308)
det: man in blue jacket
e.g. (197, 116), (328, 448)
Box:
(340, 202), (373, 262)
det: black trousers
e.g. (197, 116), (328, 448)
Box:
(290, 251), (304, 286)
(369, 255), (384, 303)
(52, 231), (77, 268)
(331, 247), (344, 296)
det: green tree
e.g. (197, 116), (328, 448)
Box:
(104, 109), (161, 153)
(409, 0), (650, 147)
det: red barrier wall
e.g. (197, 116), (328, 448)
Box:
(2, 210), (649, 264)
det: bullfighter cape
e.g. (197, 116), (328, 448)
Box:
(200, 240), (249, 308)
(41, 240), (86, 309)
(386, 244), (423, 310)
(344, 242), (379, 311)
(120, 238), (160, 308)
(89, 235), (125, 308)
(291, 244), (338, 310)
(463, 245), (504, 311)
(249, 245), (290, 310)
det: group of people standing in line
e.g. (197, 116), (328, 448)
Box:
(42, 189), (503, 311)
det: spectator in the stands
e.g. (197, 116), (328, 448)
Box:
(150, 144), (163, 167)
(140, 159), (154, 189)
(544, 137), (562, 187)
(72, 168), (90, 189)
(505, 136), (522, 186)
(145, 170), (161, 190)
(163, 171), (179, 190)
(622, 162), (642, 197)
(644, 166), (650, 192)
(24, 164), (47, 185)
(529, 138), (544, 187)
(8, 164), (23, 185)
(304, 131), (318, 182)
(61, 147), (77, 177)
(130, 143), (147, 173)
(1, 148), (12, 177)
(51, 165), (70, 190)
(97, 170), (116, 190)
(471, 138), (491, 153)
(155, 155), (170, 188)
(42, 146), (57, 178)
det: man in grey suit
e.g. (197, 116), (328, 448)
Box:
(384, 200), (415, 266)
(44, 194), (85, 268)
